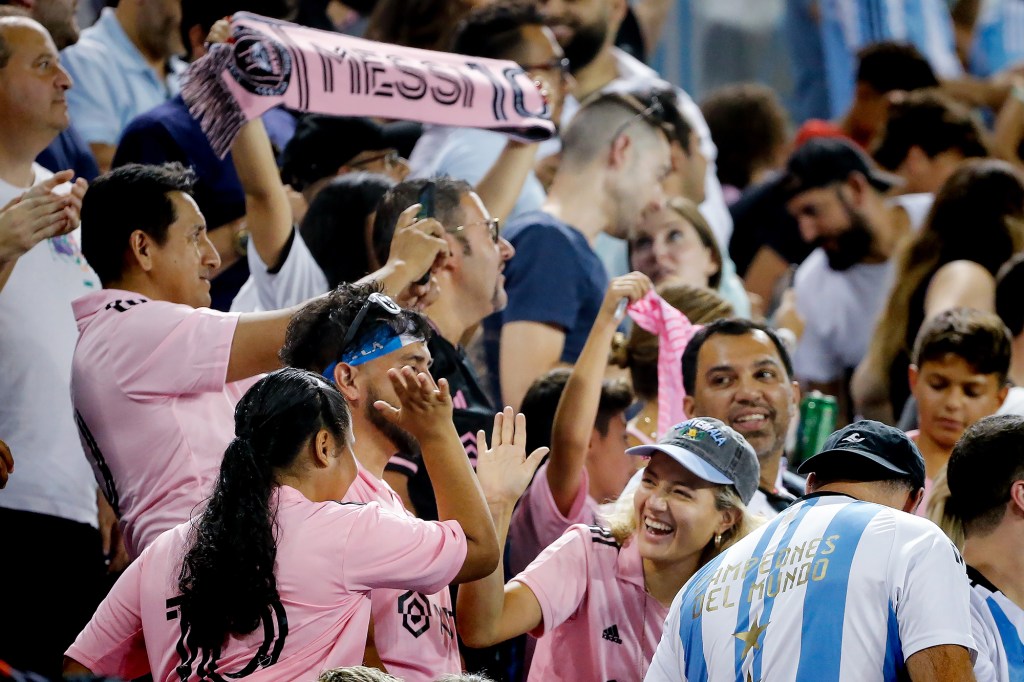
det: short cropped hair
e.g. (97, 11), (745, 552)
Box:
(280, 282), (432, 374)
(449, 0), (543, 60)
(682, 319), (794, 396)
(911, 308), (1012, 384)
(317, 667), (401, 682)
(872, 90), (987, 171)
(561, 91), (672, 169)
(80, 163), (197, 285)
(371, 176), (474, 264)
(855, 41), (939, 94)
(519, 368), (633, 455)
(948, 414), (1024, 536)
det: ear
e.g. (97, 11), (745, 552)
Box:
(843, 172), (870, 206)
(313, 429), (332, 468)
(805, 471), (818, 495)
(683, 394), (695, 417)
(717, 505), (742, 536)
(333, 363), (361, 403)
(438, 233), (462, 273)
(187, 24), (207, 58)
(908, 364), (920, 394)
(904, 487), (924, 515)
(904, 146), (930, 174)
(128, 229), (156, 273)
(789, 381), (802, 410)
(608, 0), (628, 29)
(1010, 480), (1024, 516)
(608, 132), (632, 171)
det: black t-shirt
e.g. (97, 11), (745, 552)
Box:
(385, 331), (495, 521)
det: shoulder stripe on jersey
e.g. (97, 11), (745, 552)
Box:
(748, 498), (825, 680)
(731, 496), (825, 679)
(986, 597), (1024, 680)
(588, 526), (621, 549)
(793, 502), (884, 680)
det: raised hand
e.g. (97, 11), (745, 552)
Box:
(373, 366), (454, 439)
(476, 407), (548, 505)
(0, 170), (87, 265)
(599, 271), (654, 320)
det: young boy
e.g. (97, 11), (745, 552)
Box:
(909, 307), (1011, 512)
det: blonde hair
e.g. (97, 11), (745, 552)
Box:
(598, 483), (762, 561)
(925, 464), (965, 549)
(610, 282), (734, 400)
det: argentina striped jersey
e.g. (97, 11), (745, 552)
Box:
(970, 0), (1024, 77)
(646, 492), (976, 681)
(968, 565), (1024, 682)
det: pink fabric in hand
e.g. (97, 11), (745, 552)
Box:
(627, 291), (702, 439)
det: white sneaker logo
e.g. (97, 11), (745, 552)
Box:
(841, 433), (865, 444)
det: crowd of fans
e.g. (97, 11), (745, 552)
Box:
(3, 0), (1024, 681)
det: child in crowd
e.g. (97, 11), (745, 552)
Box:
(908, 308), (1011, 513)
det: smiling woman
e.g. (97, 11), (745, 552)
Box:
(456, 417), (762, 681)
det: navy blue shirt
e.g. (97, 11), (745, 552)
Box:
(483, 210), (608, 400)
(37, 126), (100, 182)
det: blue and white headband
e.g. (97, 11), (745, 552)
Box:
(322, 324), (424, 380)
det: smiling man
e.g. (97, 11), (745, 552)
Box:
(682, 318), (804, 517)
(70, 121), (311, 560)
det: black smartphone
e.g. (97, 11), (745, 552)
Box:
(413, 182), (436, 286)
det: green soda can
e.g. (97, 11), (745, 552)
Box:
(796, 391), (838, 465)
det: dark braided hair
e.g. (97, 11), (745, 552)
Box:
(177, 368), (352, 649)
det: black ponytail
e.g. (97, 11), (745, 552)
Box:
(177, 368), (351, 650)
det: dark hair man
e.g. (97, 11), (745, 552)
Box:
(682, 318), (803, 517)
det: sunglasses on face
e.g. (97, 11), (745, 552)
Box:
(349, 149), (404, 171)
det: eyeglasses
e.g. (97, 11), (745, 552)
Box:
(521, 57), (570, 76)
(608, 93), (673, 143)
(449, 217), (502, 244)
(349, 149), (404, 171)
(340, 292), (402, 353)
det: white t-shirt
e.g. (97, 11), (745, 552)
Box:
(646, 492), (976, 681)
(230, 230), (328, 313)
(0, 163), (100, 526)
(968, 565), (1024, 682)
(792, 193), (932, 384)
(997, 386), (1024, 416)
(408, 125), (546, 222)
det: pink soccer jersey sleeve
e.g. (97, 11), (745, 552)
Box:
(509, 462), (594, 575)
(65, 556), (150, 679)
(510, 524), (591, 638)
(108, 301), (240, 398)
(340, 502), (468, 595)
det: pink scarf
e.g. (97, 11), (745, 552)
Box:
(181, 13), (556, 157)
(627, 291), (703, 439)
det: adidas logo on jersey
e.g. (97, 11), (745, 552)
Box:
(840, 433), (865, 444)
(602, 624), (622, 644)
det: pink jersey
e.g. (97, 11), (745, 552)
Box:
(343, 466), (460, 680)
(66, 485), (468, 682)
(511, 524), (668, 681)
(508, 462), (599, 576)
(71, 289), (257, 557)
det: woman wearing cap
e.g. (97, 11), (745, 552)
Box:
(458, 415), (762, 681)
(63, 367), (501, 681)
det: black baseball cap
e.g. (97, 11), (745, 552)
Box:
(281, 115), (419, 190)
(780, 138), (903, 200)
(798, 420), (926, 490)
(627, 417), (760, 504)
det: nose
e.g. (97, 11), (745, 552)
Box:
(498, 236), (515, 261)
(734, 374), (766, 402)
(202, 232), (222, 270)
(56, 63), (72, 90)
(647, 490), (669, 511)
(796, 216), (819, 244)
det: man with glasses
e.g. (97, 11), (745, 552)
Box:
(281, 114), (414, 207)
(408, 0), (569, 222)
(486, 91), (672, 409)
(371, 177), (515, 520)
